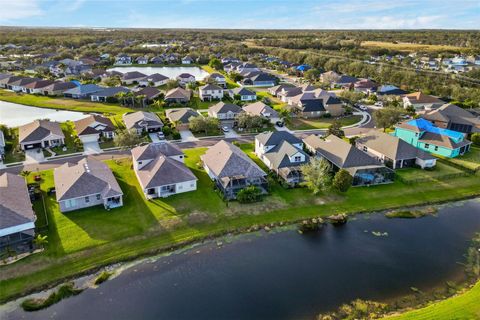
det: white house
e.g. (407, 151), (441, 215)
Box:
(208, 102), (243, 120)
(18, 120), (65, 150)
(176, 73), (196, 86)
(233, 87), (256, 101)
(199, 84), (224, 101)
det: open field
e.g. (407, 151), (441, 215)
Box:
(360, 41), (467, 53)
(2, 145), (480, 303)
(396, 162), (466, 183)
(288, 115), (362, 130)
(385, 281), (480, 320)
(445, 147), (480, 171)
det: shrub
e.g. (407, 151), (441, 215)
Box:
(471, 133), (480, 146)
(236, 186), (262, 203)
(333, 169), (353, 192)
(21, 282), (82, 312)
(94, 271), (113, 285)
(172, 130), (181, 140)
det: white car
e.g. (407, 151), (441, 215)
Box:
(359, 105), (368, 111)
(222, 126), (230, 133)
(374, 102), (383, 107)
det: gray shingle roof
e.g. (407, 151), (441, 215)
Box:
(74, 115), (115, 136)
(165, 87), (191, 100)
(136, 156), (197, 189)
(233, 87), (256, 96)
(264, 141), (309, 170)
(91, 86), (129, 98)
(304, 134), (380, 170)
(54, 157), (123, 201)
(0, 173), (36, 230)
(165, 108), (199, 124)
(256, 131), (302, 146)
(356, 131), (435, 161)
(209, 102), (242, 114)
(201, 140), (266, 179)
(123, 111), (163, 130)
(64, 84), (103, 95)
(122, 71), (147, 80)
(242, 102), (278, 118)
(131, 142), (183, 162)
(19, 120), (64, 144)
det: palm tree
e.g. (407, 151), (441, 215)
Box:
(33, 234), (48, 249)
(152, 99), (162, 109)
(115, 92), (127, 106)
(135, 94), (146, 108)
(20, 170), (31, 182)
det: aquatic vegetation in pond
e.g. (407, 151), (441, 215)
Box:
(21, 283), (82, 312)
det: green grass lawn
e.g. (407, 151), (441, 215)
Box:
(445, 146), (480, 171)
(288, 115), (363, 130)
(201, 65), (239, 88)
(385, 281), (480, 320)
(47, 122), (83, 155)
(0, 90), (132, 116)
(255, 91), (287, 110)
(396, 162), (466, 183)
(2, 145), (480, 303)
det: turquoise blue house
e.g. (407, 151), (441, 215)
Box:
(393, 118), (471, 158)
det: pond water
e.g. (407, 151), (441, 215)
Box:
(0, 101), (87, 127)
(3, 199), (480, 320)
(107, 66), (210, 80)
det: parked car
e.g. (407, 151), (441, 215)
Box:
(157, 132), (165, 140)
(374, 102), (383, 107)
(276, 120), (284, 127)
(222, 126), (230, 133)
(358, 105), (368, 111)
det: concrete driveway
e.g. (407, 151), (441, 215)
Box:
(224, 128), (239, 138)
(83, 141), (102, 155)
(25, 148), (45, 164)
(149, 132), (163, 143)
(179, 130), (198, 142)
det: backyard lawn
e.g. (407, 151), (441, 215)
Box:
(445, 146), (480, 171)
(255, 90), (287, 110)
(386, 281), (480, 320)
(288, 115), (363, 130)
(201, 65), (239, 88)
(2, 145), (480, 303)
(395, 162), (466, 183)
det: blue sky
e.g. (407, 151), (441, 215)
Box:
(1, 0), (479, 29)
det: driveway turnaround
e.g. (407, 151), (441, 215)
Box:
(83, 141), (102, 155)
(24, 148), (45, 164)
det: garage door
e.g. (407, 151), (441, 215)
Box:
(24, 143), (42, 149)
(80, 135), (99, 143)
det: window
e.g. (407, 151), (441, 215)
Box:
(190, 183), (195, 188)
(434, 146), (438, 151)
(138, 161), (142, 165)
(65, 199), (76, 208)
(363, 146), (368, 152)
(415, 132), (419, 137)
(425, 144), (429, 149)
(294, 156), (302, 162)
(96, 194), (101, 200)
(85, 196), (90, 203)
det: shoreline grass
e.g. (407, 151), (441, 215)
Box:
(20, 282), (82, 312)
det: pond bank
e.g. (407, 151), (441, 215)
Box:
(2, 198), (480, 319)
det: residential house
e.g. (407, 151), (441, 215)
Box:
(241, 72), (277, 87)
(135, 87), (161, 104)
(122, 71), (147, 85)
(376, 85), (407, 96)
(18, 120), (65, 150)
(423, 104), (480, 134)
(268, 84), (295, 97)
(9, 77), (42, 92)
(201, 140), (268, 199)
(1, 75), (23, 89)
(303, 134), (395, 186)
(332, 75), (358, 88)
(233, 87), (256, 101)
(208, 102), (243, 120)
(354, 79), (377, 94)
(132, 143), (197, 199)
(255, 131), (308, 185)
(242, 102), (279, 123)
(206, 73), (227, 88)
(287, 90), (344, 118)
(182, 56), (194, 64)
(164, 87), (191, 104)
(23, 79), (55, 94)
(356, 131), (436, 169)
(150, 56), (164, 64)
(115, 54), (132, 65)
(54, 157), (123, 212)
(235, 62), (260, 74)
(165, 108), (200, 130)
(136, 56), (149, 65)
(138, 73), (169, 87)
(394, 118), (472, 158)
(63, 84), (103, 99)
(199, 83), (224, 101)
(402, 92), (444, 111)
(90, 87), (130, 102)
(176, 73), (196, 86)
(123, 111), (163, 134)
(0, 173), (36, 254)
(74, 115), (116, 143)
(0, 73), (12, 88)
(42, 82), (77, 96)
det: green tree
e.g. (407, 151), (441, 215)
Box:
(327, 120), (345, 138)
(113, 129), (143, 149)
(166, 80), (179, 91)
(373, 107), (403, 132)
(332, 169), (353, 192)
(300, 158), (332, 194)
(208, 58), (223, 71)
(471, 133), (480, 146)
(237, 186), (262, 203)
(33, 234), (48, 248)
(304, 68), (321, 81)
(20, 170), (31, 182)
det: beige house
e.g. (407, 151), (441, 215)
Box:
(54, 157), (123, 212)
(19, 120), (65, 150)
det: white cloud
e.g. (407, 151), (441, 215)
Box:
(356, 15), (444, 29)
(0, 0), (43, 22)
(65, 0), (86, 12)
